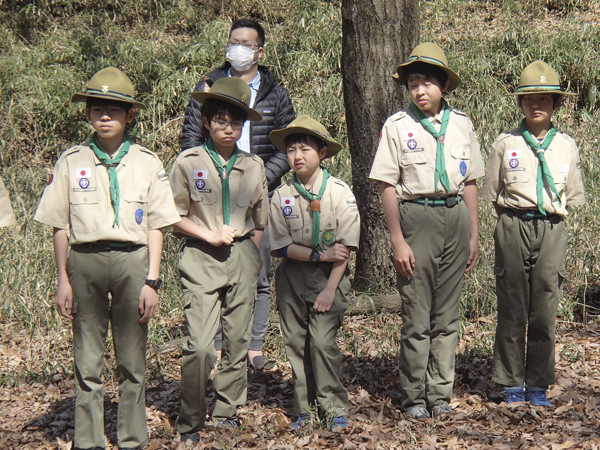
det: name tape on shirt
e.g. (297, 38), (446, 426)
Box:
(281, 197), (295, 207)
(559, 165), (571, 173)
(75, 168), (91, 178)
(507, 149), (521, 159)
(403, 130), (419, 141)
(193, 169), (208, 180)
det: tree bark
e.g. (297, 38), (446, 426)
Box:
(341, 0), (419, 291)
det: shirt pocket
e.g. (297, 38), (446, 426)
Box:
(504, 171), (530, 185)
(123, 190), (148, 229)
(450, 145), (471, 160)
(319, 217), (337, 249)
(190, 184), (218, 206)
(69, 191), (101, 233)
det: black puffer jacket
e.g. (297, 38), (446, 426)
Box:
(180, 62), (295, 192)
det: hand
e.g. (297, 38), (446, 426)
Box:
(210, 225), (236, 246)
(321, 243), (350, 262)
(392, 240), (415, 278)
(465, 237), (479, 272)
(138, 285), (159, 323)
(313, 287), (335, 313)
(56, 278), (74, 319)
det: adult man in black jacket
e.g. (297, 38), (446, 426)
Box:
(180, 18), (295, 370)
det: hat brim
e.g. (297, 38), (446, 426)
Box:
(71, 93), (146, 110)
(270, 126), (342, 159)
(392, 59), (461, 91)
(507, 88), (577, 96)
(191, 91), (262, 122)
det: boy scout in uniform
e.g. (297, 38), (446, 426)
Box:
(0, 176), (16, 227)
(34, 67), (180, 450)
(169, 77), (268, 438)
(268, 116), (360, 430)
(369, 43), (485, 419)
(481, 61), (585, 406)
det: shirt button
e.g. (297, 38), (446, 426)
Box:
(512, 176), (516, 181)
(327, 223), (332, 227)
(139, 195), (143, 201)
(84, 198), (88, 202)
(305, 229), (310, 234)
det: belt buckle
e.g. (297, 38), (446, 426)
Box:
(446, 196), (457, 207)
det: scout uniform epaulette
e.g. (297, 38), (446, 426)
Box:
(452, 108), (468, 117)
(389, 111), (407, 122)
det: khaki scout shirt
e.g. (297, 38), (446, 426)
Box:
(369, 107), (485, 199)
(169, 146), (269, 236)
(0, 176), (16, 227)
(481, 128), (585, 216)
(34, 143), (181, 244)
(269, 170), (360, 253)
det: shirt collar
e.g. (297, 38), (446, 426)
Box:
(226, 68), (261, 92)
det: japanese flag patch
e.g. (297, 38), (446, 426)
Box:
(507, 149), (521, 159)
(403, 130), (419, 141)
(75, 168), (91, 178)
(281, 197), (295, 207)
(192, 169), (208, 180)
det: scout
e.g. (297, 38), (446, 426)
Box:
(369, 43), (485, 419)
(0, 176), (16, 227)
(481, 60), (585, 406)
(169, 77), (268, 439)
(268, 115), (360, 430)
(34, 67), (180, 450)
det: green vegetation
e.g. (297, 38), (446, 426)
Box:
(1, 0), (599, 384)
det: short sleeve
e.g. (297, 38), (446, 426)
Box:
(169, 156), (192, 217)
(0, 177), (16, 227)
(566, 142), (585, 206)
(269, 189), (294, 254)
(251, 166), (269, 229)
(467, 121), (485, 181)
(333, 182), (360, 250)
(369, 118), (402, 186)
(34, 158), (70, 229)
(146, 158), (181, 229)
(481, 138), (504, 202)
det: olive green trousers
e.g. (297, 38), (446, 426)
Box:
(492, 210), (567, 387)
(397, 201), (471, 411)
(67, 245), (149, 450)
(175, 238), (261, 433)
(276, 258), (350, 417)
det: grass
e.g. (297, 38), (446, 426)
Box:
(1, 0), (600, 384)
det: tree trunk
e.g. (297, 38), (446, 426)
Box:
(341, 0), (419, 292)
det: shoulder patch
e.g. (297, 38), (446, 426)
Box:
(390, 111), (407, 122)
(452, 108), (468, 117)
(139, 145), (159, 158)
(561, 132), (577, 146)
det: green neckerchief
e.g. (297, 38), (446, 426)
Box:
(89, 133), (131, 228)
(292, 167), (330, 252)
(519, 119), (562, 215)
(409, 100), (451, 192)
(204, 138), (239, 226)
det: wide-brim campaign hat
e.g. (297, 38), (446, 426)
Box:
(392, 42), (461, 91)
(191, 77), (262, 122)
(71, 67), (146, 110)
(269, 115), (342, 159)
(508, 60), (576, 96)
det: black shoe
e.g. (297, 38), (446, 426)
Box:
(180, 432), (201, 443)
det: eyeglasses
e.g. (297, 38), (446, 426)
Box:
(227, 41), (260, 50)
(211, 119), (245, 130)
(89, 106), (126, 116)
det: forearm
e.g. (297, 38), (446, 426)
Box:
(381, 182), (405, 244)
(324, 260), (348, 292)
(172, 216), (214, 242)
(462, 181), (479, 239)
(286, 243), (313, 262)
(251, 229), (263, 249)
(53, 228), (69, 282)
(147, 229), (164, 279)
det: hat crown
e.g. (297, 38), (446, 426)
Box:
(288, 115), (333, 141)
(406, 42), (449, 68)
(86, 67), (136, 99)
(517, 60), (561, 91)
(209, 77), (252, 107)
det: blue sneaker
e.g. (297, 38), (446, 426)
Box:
(503, 386), (526, 404)
(291, 414), (309, 430)
(526, 386), (552, 407)
(330, 416), (349, 430)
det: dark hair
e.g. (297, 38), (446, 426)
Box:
(517, 93), (562, 108)
(403, 62), (449, 89)
(86, 97), (133, 113)
(284, 133), (326, 151)
(201, 98), (248, 139)
(229, 18), (265, 47)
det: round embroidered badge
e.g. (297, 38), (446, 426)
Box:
(79, 178), (89, 189)
(283, 206), (292, 216)
(407, 139), (417, 150)
(195, 179), (205, 189)
(509, 159), (519, 168)
(322, 231), (335, 246)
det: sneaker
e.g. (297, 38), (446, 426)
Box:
(180, 432), (201, 444)
(525, 386), (552, 407)
(330, 416), (349, 430)
(405, 406), (430, 420)
(502, 386), (526, 404)
(431, 403), (452, 417)
(217, 418), (239, 428)
(291, 413), (309, 430)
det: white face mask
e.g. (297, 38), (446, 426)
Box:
(226, 45), (259, 72)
